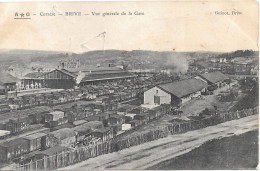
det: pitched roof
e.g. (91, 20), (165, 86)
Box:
(50, 128), (76, 140)
(0, 137), (28, 147)
(157, 78), (208, 98)
(0, 72), (19, 85)
(82, 72), (136, 82)
(59, 69), (77, 78)
(23, 132), (46, 140)
(199, 72), (229, 84)
(66, 67), (122, 73)
(23, 72), (45, 78)
(92, 128), (110, 134)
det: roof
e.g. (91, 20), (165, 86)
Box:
(0, 138), (28, 147)
(49, 111), (64, 115)
(49, 128), (76, 140)
(23, 72), (45, 79)
(0, 72), (19, 85)
(82, 121), (103, 128)
(23, 132), (46, 140)
(199, 72), (229, 84)
(59, 69), (77, 78)
(72, 120), (87, 126)
(157, 78), (208, 98)
(66, 67), (122, 73)
(43, 69), (77, 78)
(73, 125), (91, 133)
(92, 128), (110, 134)
(85, 116), (100, 122)
(109, 114), (124, 119)
(81, 72), (136, 82)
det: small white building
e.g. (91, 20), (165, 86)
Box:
(143, 78), (208, 107)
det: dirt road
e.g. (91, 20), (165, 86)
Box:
(60, 114), (258, 170)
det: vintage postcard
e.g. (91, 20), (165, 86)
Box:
(0, 0), (258, 170)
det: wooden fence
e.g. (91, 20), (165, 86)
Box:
(14, 106), (258, 170)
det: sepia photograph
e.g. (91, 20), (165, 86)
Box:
(0, 0), (259, 170)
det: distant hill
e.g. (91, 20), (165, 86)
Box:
(0, 49), (247, 73)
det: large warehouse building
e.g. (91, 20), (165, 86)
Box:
(143, 78), (208, 107)
(196, 71), (229, 87)
(26, 67), (137, 89)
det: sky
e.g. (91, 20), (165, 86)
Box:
(0, 0), (258, 53)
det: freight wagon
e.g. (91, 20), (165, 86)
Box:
(29, 112), (48, 124)
(0, 137), (30, 162)
(91, 128), (113, 141)
(83, 107), (93, 117)
(73, 125), (92, 142)
(21, 146), (70, 163)
(5, 117), (31, 134)
(44, 111), (65, 122)
(41, 128), (76, 149)
(134, 113), (150, 124)
(22, 132), (46, 152)
(46, 117), (68, 128)
(67, 111), (85, 123)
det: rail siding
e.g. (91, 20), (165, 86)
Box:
(14, 107), (258, 170)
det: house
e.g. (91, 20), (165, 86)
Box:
(197, 71), (229, 88)
(143, 78), (208, 107)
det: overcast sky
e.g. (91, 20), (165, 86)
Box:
(0, 1), (258, 53)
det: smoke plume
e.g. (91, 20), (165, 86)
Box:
(166, 53), (189, 73)
(76, 71), (85, 84)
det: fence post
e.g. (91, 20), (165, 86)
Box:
(35, 159), (37, 171)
